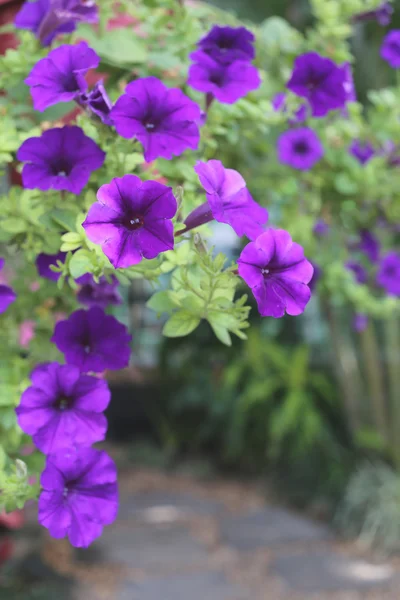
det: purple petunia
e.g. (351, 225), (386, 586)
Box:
(346, 260), (368, 284)
(272, 92), (307, 124)
(79, 81), (113, 125)
(354, 2), (393, 26)
(111, 77), (201, 162)
(183, 160), (268, 240)
(188, 51), (261, 105)
(349, 140), (375, 165)
(358, 230), (380, 263)
(195, 25), (255, 64)
(82, 175), (177, 268)
(287, 52), (347, 117)
(36, 251), (67, 282)
(376, 252), (400, 296)
(238, 229), (313, 318)
(15, 0), (98, 47)
(25, 42), (99, 112)
(353, 313), (368, 333)
(38, 447), (118, 547)
(76, 274), (122, 308)
(17, 126), (105, 194)
(16, 362), (110, 454)
(0, 258), (16, 314)
(381, 30), (400, 68)
(313, 220), (330, 237)
(52, 306), (131, 373)
(277, 128), (324, 171)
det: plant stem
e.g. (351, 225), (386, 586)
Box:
(384, 317), (400, 466)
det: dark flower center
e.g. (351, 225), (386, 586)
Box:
(217, 37), (234, 51)
(57, 396), (72, 411)
(294, 141), (309, 155)
(62, 73), (80, 93)
(122, 215), (144, 231)
(51, 158), (72, 177)
(305, 72), (326, 91)
(209, 70), (224, 86)
(261, 267), (270, 277)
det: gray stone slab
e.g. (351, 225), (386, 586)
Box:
(119, 571), (245, 600)
(118, 490), (223, 519)
(271, 550), (398, 593)
(75, 523), (208, 570)
(220, 507), (331, 550)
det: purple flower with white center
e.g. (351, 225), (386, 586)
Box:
(36, 251), (67, 282)
(277, 128), (324, 171)
(346, 260), (368, 284)
(188, 52), (261, 105)
(0, 258), (16, 314)
(381, 30), (400, 68)
(287, 52), (347, 117)
(25, 42), (99, 112)
(111, 77), (201, 162)
(76, 274), (122, 308)
(15, 0), (98, 47)
(52, 306), (131, 373)
(349, 140), (375, 165)
(195, 25), (255, 64)
(353, 314), (368, 333)
(17, 126), (105, 194)
(238, 229), (313, 318)
(358, 230), (380, 263)
(79, 81), (113, 125)
(272, 92), (307, 124)
(38, 447), (118, 548)
(376, 252), (400, 296)
(82, 175), (177, 268)
(183, 160), (268, 240)
(313, 220), (330, 237)
(354, 2), (393, 26)
(15, 362), (110, 454)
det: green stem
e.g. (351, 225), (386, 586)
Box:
(384, 317), (400, 466)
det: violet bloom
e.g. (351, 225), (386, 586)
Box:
(188, 52), (261, 105)
(287, 52), (347, 117)
(277, 128), (324, 171)
(25, 42), (99, 112)
(38, 447), (118, 547)
(15, 0), (98, 47)
(313, 220), (330, 237)
(76, 274), (122, 308)
(238, 229), (313, 318)
(17, 126), (105, 194)
(79, 81), (113, 125)
(346, 260), (368, 284)
(16, 362), (110, 454)
(111, 77), (201, 162)
(381, 30), (400, 68)
(82, 175), (177, 268)
(358, 230), (380, 263)
(272, 92), (307, 124)
(184, 160), (268, 240)
(349, 140), (375, 165)
(0, 258), (16, 314)
(354, 2), (393, 26)
(52, 306), (131, 372)
(195, 25), (255, 64)
(376, 252), (400, 296)
(36, 251), (67, 281)
(353, 314), (368, 333)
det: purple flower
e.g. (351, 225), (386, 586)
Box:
(82, 175), (177, 269)
(111, 77), (201, 162)
(76, 274), (122, 308)
(15, 0), (98, 47)
(353, 314), (368, 333)
(0, 258), (16, 314)
(354, 2), (393, 26)
(287, 52), (347, 117)
(313, 220), (330, 237)
(188, 52), (261, 104)
(238, 229), (313, 318)
(38, 447), (118, 547)
(184, 160), (268, 240)
(25, 42), (99, 112)
(17, 126), (105, 194)
(277, 127), (324, 171)
(16, 362), (110, 454)
(376, 252), (400, 296)
(195, 25), (255, 64)
(349, 140), (375, 165)
(36, 251), (67, 281)
(346, 260), (368, 284)
(272, 92), (307, 124)
(79, 81), (113, 125)
(358, 230), (380, 263)
(52, 307), (131, 373)
(381, 30), (400, 68)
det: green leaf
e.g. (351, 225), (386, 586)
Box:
(78, 26), (147, 66)
(147, 291), (178, 314)
(69, 251), (92, 279)
(209, 323), (232, 346)
(0, 218), (26, 233)
(50, 209), (77, 232)
(162, 311), (200, 338)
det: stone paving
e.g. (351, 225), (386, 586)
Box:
(4, 467), (400, 600)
